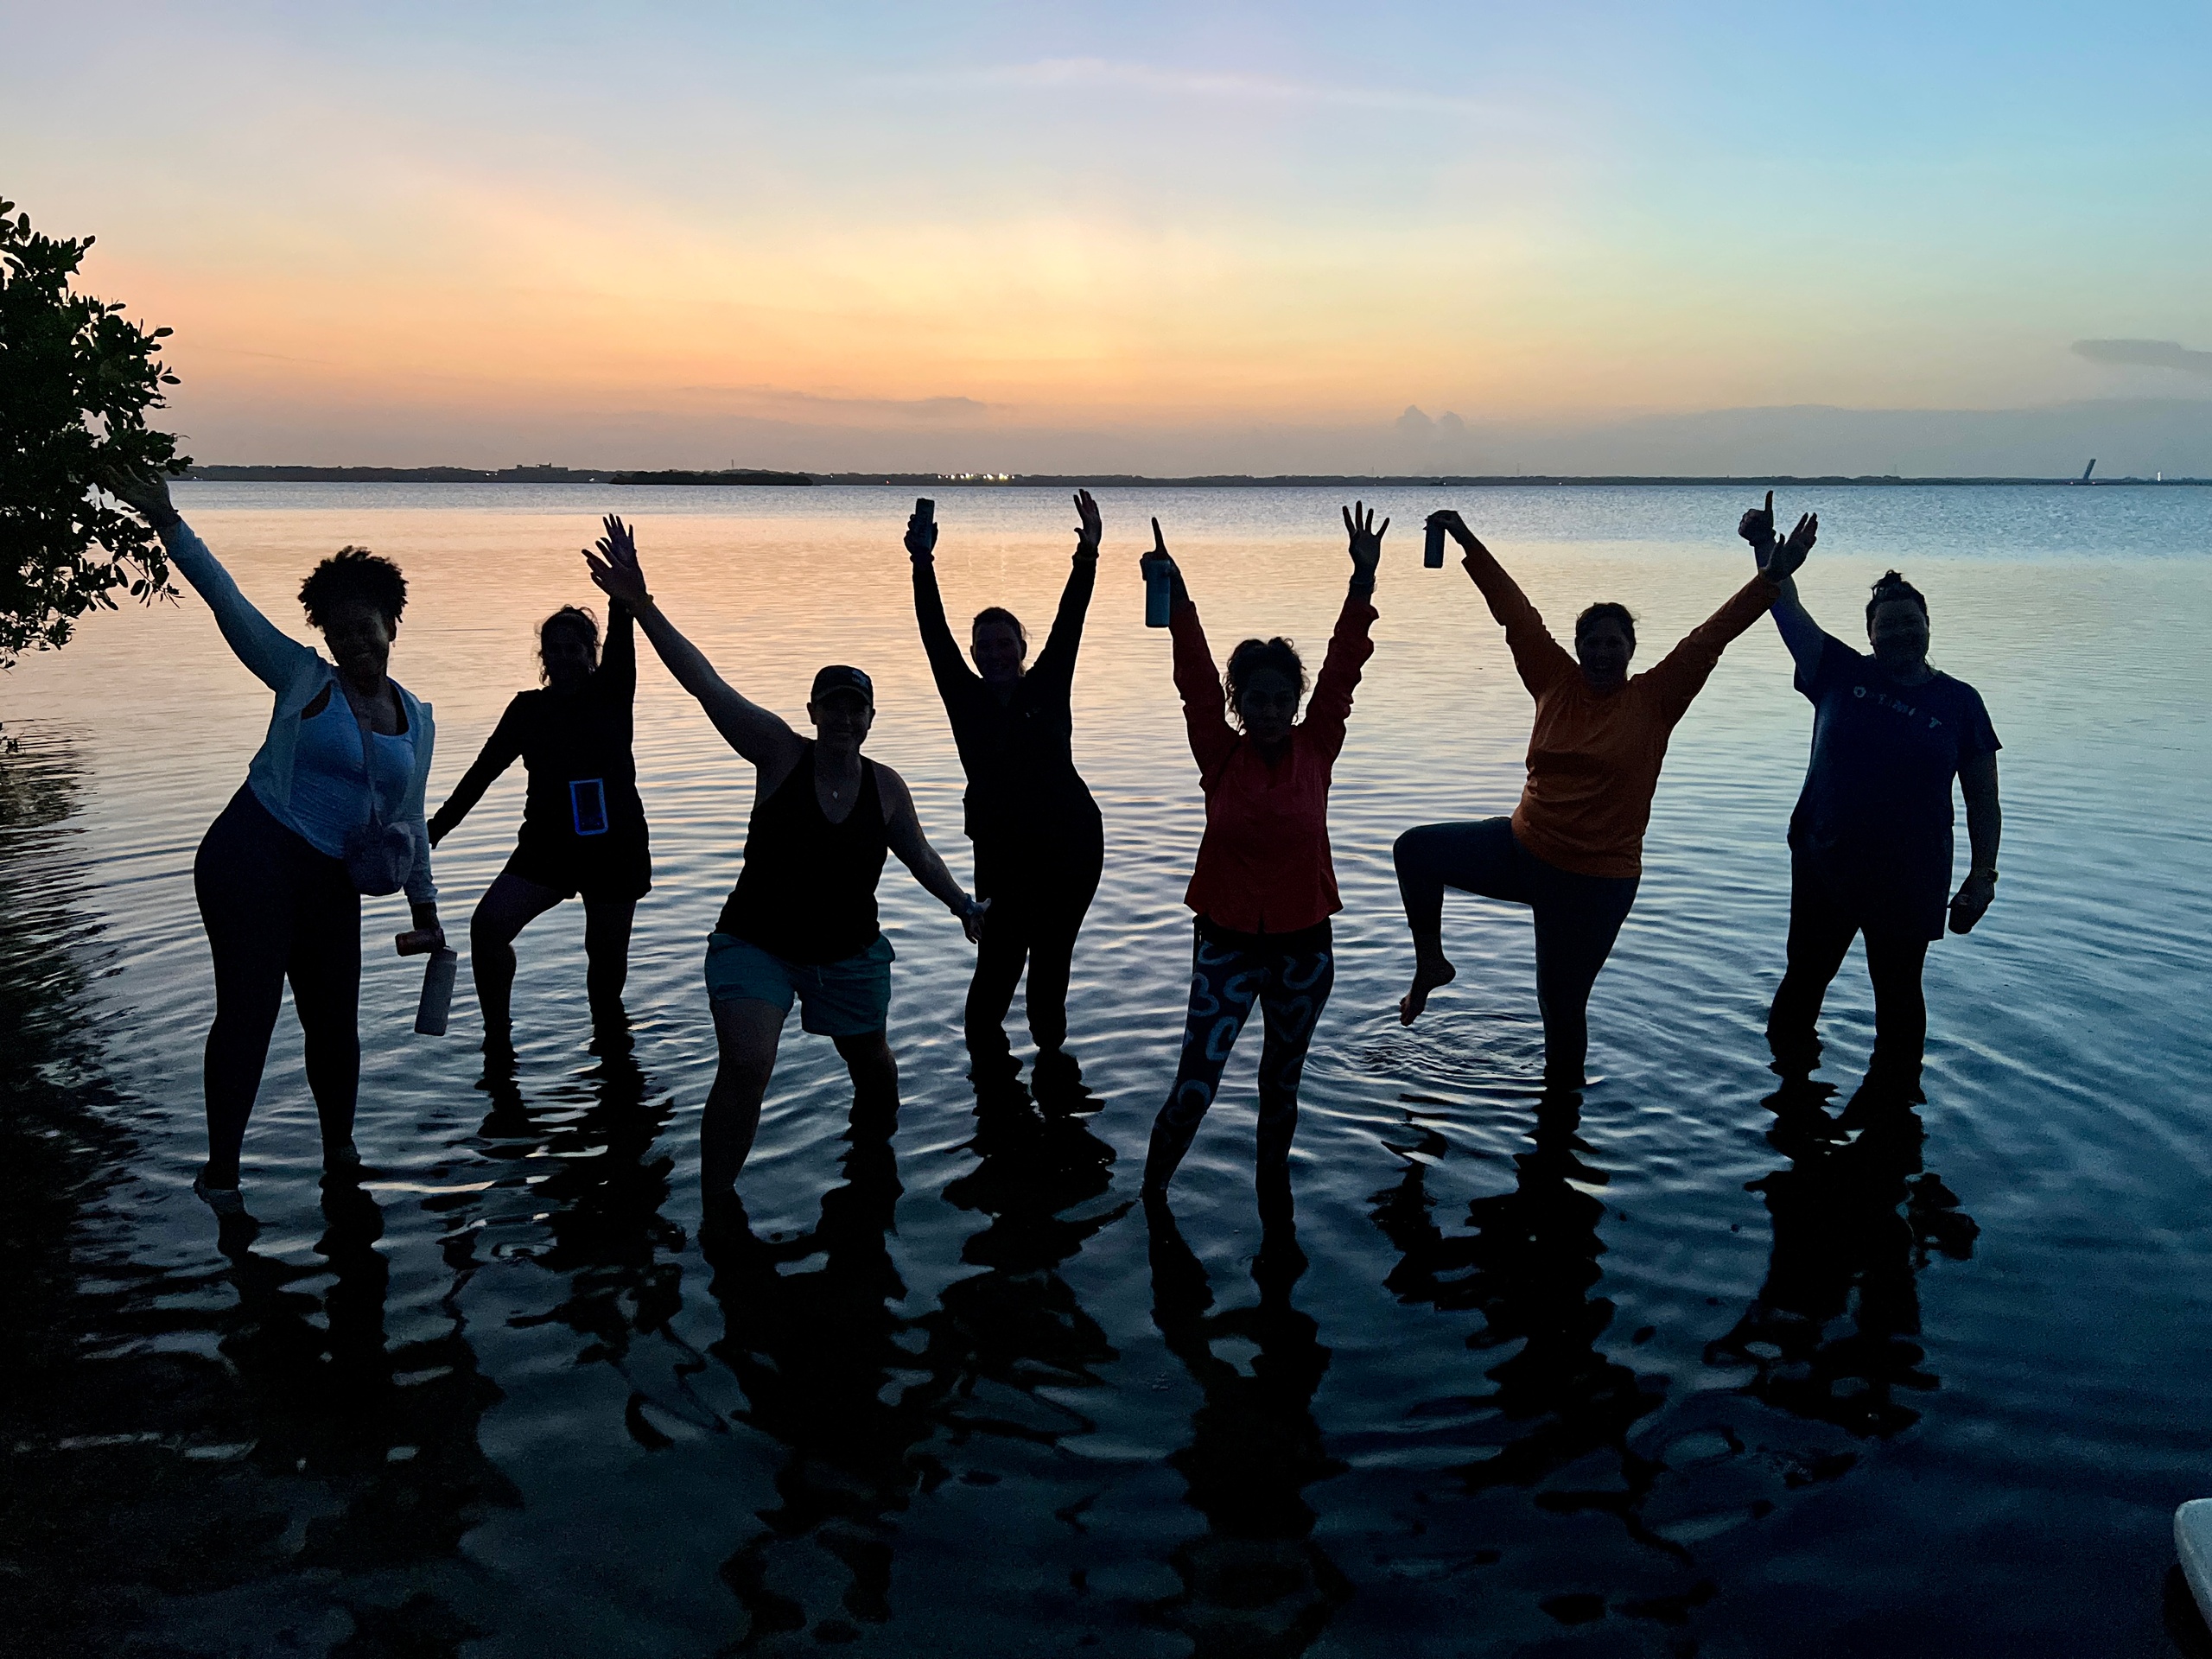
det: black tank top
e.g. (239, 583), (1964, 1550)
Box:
(718, 744), (888, 964)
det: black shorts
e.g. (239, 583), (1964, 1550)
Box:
(505, 833), (652, 904)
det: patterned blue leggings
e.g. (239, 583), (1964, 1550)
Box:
(1144, 920), (1335, 1184)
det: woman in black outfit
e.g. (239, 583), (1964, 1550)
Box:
(906, 491), (1105, 1077)
(429, 576), (649, 1056)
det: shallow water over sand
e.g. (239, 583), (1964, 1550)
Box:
(3, 481), (2209, 1657)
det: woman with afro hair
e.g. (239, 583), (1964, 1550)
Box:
(111, 474), (442, 1217)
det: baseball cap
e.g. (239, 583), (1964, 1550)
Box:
(810, 664), (874, 705)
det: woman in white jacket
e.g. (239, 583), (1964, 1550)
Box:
(114, 474), (442, 1215)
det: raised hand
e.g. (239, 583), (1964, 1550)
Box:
(1072, 488), (1103, 560)
(584, 515), (650, 607)
(905, 505), (938, 562)
(1762, 511), (1818, 583)
(1738, 490), (1777, 554)
(1427, 507), (1486, 556)
(1343, 499), (1388, 586)
(1141, 515), (1176, 577)
(102, 467), (179, 527)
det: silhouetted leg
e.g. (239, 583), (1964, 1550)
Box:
(285, 861), (362, 1165)
(1862, 930), (1931, 1096)
(193, 791), (297, 1185)
(1254, 938), (1335, 1177)
(582, 895), (636, 1032)
(1767, 860), (1859, 1072)
(1025, 852), (1099, 1058)
(1394, 817), (1529, 1022)
(1528, 863), (1637, 1091)
(833, 1030), (899, 1116)
(1145, 931), (1261, 1190)
(470, 872), (565, 1046)
(703, 997), (785, 1190)
(964, 904), (1029, 1065)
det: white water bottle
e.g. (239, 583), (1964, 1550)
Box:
(415, 948), (459, 1036)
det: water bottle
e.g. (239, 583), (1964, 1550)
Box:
(1424, 518), (1448, 568)
(1144, 559), (1172, 628)
(415, 948), (459, 1036)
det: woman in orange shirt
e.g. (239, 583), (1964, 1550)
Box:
(1395, 510), (1808, 1090)
(1141, 504), (1386, 1194)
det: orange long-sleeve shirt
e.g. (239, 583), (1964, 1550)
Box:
(1465, 553), (1778, 879)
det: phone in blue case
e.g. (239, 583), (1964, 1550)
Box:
(570, 778), (609, 836)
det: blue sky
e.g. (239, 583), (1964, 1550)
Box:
(7, 0), (2209, 467)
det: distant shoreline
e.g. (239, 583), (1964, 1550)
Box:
(178, 465), (2209, 487)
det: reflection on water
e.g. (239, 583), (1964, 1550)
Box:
(1707, 1079), (1980, 1442)
(1147, 1189), (1349, 1656)
(4, 485), (2210, 1655)
(1371, 1096), (1671, 1547)
(704, 1098), (925, 1643)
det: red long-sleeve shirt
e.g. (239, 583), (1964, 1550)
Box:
(1170, 590), (1376, 932)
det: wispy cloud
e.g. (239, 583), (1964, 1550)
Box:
(2072, 339), (2212, 377)
(899, 57), (1489, 117)
(673, 385), (992, 423)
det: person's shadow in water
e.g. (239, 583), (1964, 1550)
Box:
(914, 1067), (1129, 1448)
(1143, 1181), (1351, 1658)
(498, 1049), (717, 1447)
(212, 1176), (520, 1582)
(1368, 1090), (1675, 1551)
(702, 1095), (933, 1647)
(1704, 1075), (1979, 1440)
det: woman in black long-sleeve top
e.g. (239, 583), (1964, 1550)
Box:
(906, 491), (1106, 1077)
(429, 581), (649, 1056)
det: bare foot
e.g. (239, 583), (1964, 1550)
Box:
(1399, 956), (1457, 1025)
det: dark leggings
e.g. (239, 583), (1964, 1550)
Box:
(194, 786), (362, 1182)
(1767, 855), (1931, 1089)
(1394, 817), (1638, 1090)
(1145, 921), (1335, 1185)
(966, 837), (1103, 1057)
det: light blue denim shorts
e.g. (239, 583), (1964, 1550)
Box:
(702, 931), (894, 1037)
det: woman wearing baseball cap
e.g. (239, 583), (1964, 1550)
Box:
(583, 517), (985, 1188)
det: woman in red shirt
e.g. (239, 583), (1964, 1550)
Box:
(1140, 504), (1385, 1193)
(1394, 509), (1807, 1090)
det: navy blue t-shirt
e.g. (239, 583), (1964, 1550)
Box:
(1789, 633), (1999, 932)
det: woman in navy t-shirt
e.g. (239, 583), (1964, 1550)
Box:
(1739, 496), (2003, 1096)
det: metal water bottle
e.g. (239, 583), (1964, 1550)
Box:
(415, 948), (459, 1036)
(1144, 558), (1172, 627)
(1424, 517), (1448, 568)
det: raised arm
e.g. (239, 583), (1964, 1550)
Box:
(906, 505), (976, 699)
(110, 474), (319, 695)
(1642, 571), (1785, 722)
(1031, 489), (1103, 686)
(875, 763), (988, 941)
(1738, 493), (1827, 679)
(582, 515), (803, 770)
(427, 702), (526, 846)
(596, 598), (636, 702)
(1148, 520), (1237, 777)
(1429, 510), (1576, 697)
(1300, 503), (1385, 760)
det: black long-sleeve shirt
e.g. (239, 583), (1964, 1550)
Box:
(429, 602), (646, 855)
(912, 552), (1102, 855)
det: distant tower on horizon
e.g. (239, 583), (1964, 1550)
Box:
(2079, 458), (2097, 481)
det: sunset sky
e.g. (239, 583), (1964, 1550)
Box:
(10, 1), (2212, 472)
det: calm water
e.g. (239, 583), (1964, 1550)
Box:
(4, 483), (2209, 1657)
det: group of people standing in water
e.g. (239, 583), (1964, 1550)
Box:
(105, 474), (2001, 1218)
